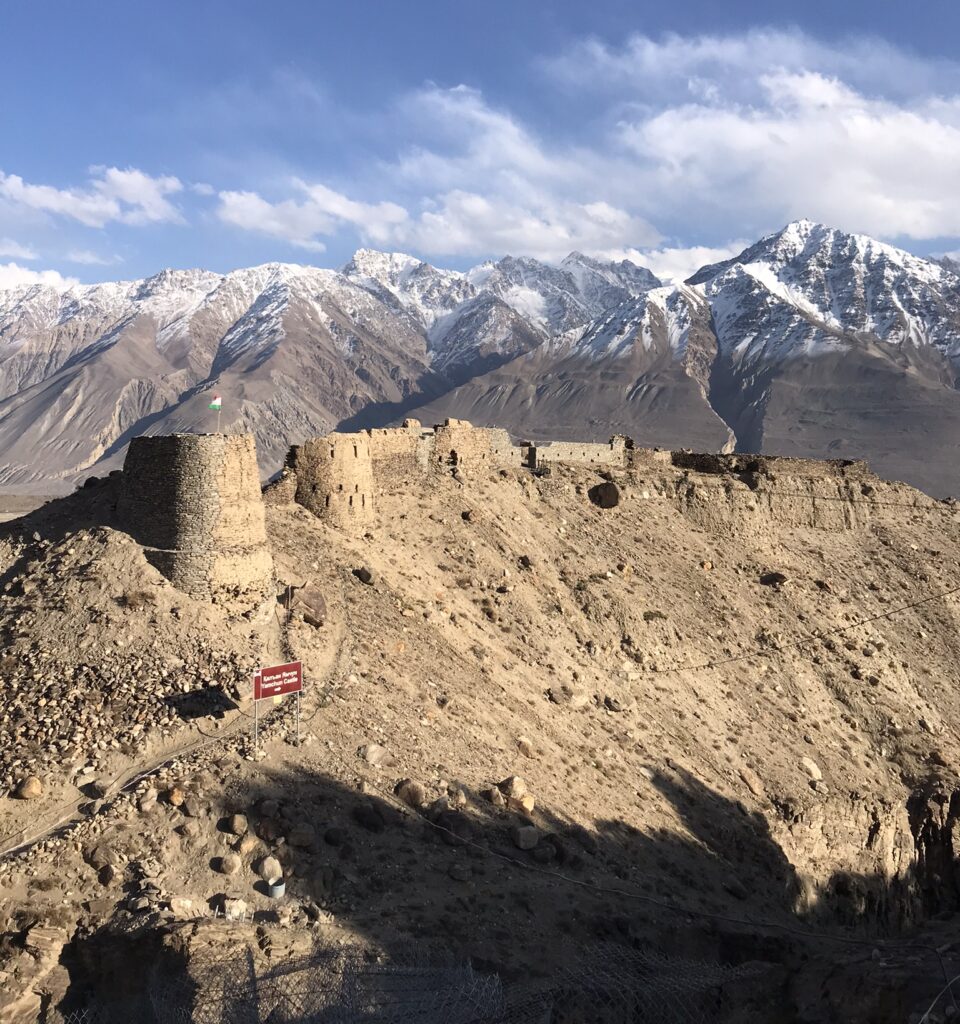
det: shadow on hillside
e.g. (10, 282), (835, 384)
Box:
(52, 752), (960, 1022)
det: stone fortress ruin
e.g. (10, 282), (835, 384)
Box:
(116, 418), (878, 600)
(118, 432), (275, 605)
(265, 417), (875, 529)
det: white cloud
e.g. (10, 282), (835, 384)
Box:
(0, 238), (37, 260)
(616, 69), (960, 239)
(215, 85), (661, 260)
(597, 242), (750, 285)
(218, 182), (407, 251)
(540, 31), (960, 243)
(0, 262), (78, 291)
(66, 249), (120, 266)
(0, 166), (183, 228)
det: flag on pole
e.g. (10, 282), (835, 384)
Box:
(208, 395), (222, 411)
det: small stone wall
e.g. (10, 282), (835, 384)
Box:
(118, 433), (274, 605)
(530, 436), (627, 469)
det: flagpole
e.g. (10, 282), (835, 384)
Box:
(217, 408), (221, 434)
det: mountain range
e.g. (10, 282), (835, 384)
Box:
(2, 219), (960, 496)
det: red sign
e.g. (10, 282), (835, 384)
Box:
(254, 661), (303, 700)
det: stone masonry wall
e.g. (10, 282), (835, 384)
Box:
(290, 432), (377, 528)
(286, 418), (525, 529)
(118, 433), (274, 605)
(530, 436), (628, 469)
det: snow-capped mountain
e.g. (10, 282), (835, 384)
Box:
(414, 222), (960, 495)
(2, 223), (960, 495)
(0, 248), (657, 488)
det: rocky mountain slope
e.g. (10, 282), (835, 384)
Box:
(0, 251), (658, 490)
(3, 221), (960, 494)
(2, 453), (960, 1021)
(419, 222), (960, 495)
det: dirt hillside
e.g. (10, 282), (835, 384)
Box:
(1, 456), (960, 1021)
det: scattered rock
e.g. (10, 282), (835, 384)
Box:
(739, 767), (765, 799)
(218, 853), (242, 876)
(587, 481), (620, 509)
(512, 825), (540, 851)
(484, 787), (506, 808)
(518, 554), (534, 570)
(448, 862), (472, 882)
(14, 775), (43, 800)
(352, 567), (375, 586)
(508, 794), (536, 816)
(166, 785), (186, 807)
(801, 757), (823, 781)
(257, 856), (283, 884)
(137, 788), (158, 813)
(759, 572), (788, 587)
(359, 742), (394, 767)
(395, 779), (428, 808)
(85, 843), (120, 871)
(225, 813), (248, 836)
(516, 736), (536, 758)
(497, 776), (527, 800)
(222, 897), (248, 921)
(168, 897), (197, 920)
(435, 811), (470, 847)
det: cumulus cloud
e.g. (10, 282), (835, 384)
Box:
(218, 181), (407, 252)
(14, 29), (960, 269)
(0, 238), (37, 260)
(216, 85), (660, 260)
(0, 262), (78, 291)
(543, 30), (960, 243)
(0, 166), (183, 228)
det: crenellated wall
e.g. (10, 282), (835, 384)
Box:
(118, 433), (275, 606)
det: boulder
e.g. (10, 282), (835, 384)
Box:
(219, 853), (242, 876)
(512, 825), (540, 851)
(14, 776), (42, 800)
(587, 482), (621, 509)
(395, 779), (428, 808)
(497, 776), (527, 800)
(257, 855), (283, 884)
(225, 813), (248, 836)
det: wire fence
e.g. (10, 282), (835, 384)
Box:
(47, 940), (758, 1023)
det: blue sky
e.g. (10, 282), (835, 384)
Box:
(4, 1), (960, 286)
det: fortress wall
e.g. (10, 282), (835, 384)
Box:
(628, 447), (674, 471)
(367, 420), (429, 491)
(531, 437), (627, 469)
(433, 419), (518, 473)
(290, 432), (376, 527)
(118, 433), (274, 604)
(671, 451), (871, 480)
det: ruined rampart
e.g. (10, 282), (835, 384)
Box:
(118, 433), (274, 605)
(530, 436), (628, 469)
(284, 419), (525, 528)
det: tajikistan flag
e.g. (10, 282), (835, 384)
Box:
(208, 394), (222, 411)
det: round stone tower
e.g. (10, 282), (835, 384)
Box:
(118, 433), (274, 606)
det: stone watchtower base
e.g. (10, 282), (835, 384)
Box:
(118, 433), (274, 607)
